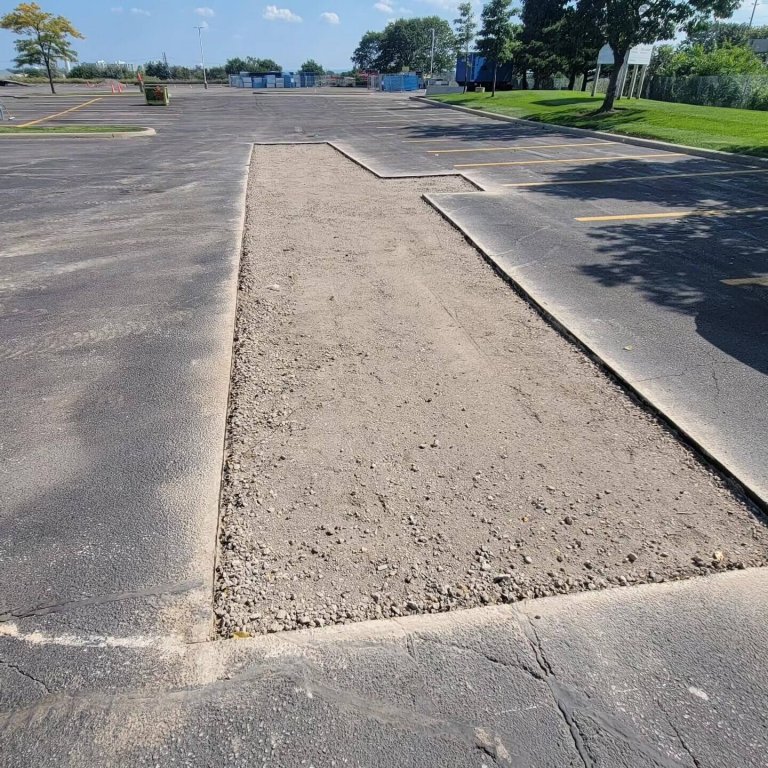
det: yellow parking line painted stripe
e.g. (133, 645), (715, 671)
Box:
(360, 118), (464, 123)
(455, 152), (685, 169)
(722, 276), (768, 286)
(504, 167), (768, 187)
(575, 206), (768, 223)
(428, 142), (616, 154)
(19, 97), (103, 128)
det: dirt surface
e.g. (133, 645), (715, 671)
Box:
(214, 144), (768, 637)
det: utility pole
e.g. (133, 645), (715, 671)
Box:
(748, 0), (759, 28)
(194, 26), (208, 89)
(429, 28), (436, 80)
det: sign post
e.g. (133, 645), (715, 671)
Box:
(593, 43), (654, 99)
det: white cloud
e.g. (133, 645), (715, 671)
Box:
(130, 7), (151, 15)
(194, 7), (215, 17)
(320, 11), (340, 24)
(416, 0), (458, 8)
(374, 2), (393, 12)
(110, 6), (124, 13)
(263, 5), (302, 22)
(197, 20), (209, 29)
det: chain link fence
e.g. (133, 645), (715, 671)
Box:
(647, 75), (768, 110)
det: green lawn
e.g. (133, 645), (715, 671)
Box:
(431, 90), (768, 158)
(0, 125), (143, 134)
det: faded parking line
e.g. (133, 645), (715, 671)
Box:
(575, 205), (768, 222)
(454, 152), (685, 168)
(504, 167), (768, 188)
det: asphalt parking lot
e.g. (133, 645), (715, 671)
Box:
(247, 91), (768, 502)
(2, 87), (767, 767)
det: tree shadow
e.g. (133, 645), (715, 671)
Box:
(531, 97), (600, 107)
(404, 120), (579, 144)
(525, 157), (768, 376)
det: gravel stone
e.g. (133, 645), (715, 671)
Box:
(213, 145), (768, 638)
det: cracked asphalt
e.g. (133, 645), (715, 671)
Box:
(3, 571), (767, 767)
(2, 86), (767, 766)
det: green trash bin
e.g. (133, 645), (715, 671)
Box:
(145, 85), (170, 106)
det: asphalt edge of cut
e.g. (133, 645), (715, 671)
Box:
(415, 97), (768, 170)
(251, 139), (488, 187)
(0, 127), (156, 139)
(422, 190), (768, 518)
(210, 143), (256, 641)
(327, 141), (488, 189)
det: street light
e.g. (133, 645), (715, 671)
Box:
(429, 27), (436, 80)
(194, 25), (208, 89)
(748, 0), (759, 28)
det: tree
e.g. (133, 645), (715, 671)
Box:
(352, 31), (382, 70)
(353, 17), (455, 74)
(300, 59), (325, 74)
(224, 56), (282, 74)
(144, 60), (171, 79)
(454, 2), (478, 93)
(69, 61), (133, 80)
(477, 0), (518, 96)
(683, 20), (768, 51)
(225, 57), (249, 74)
(0, 2), (83, 94)
(250, 57), (281, 72)
(581, 0), (741, 113)
(656, 42), (766, 76)
(207, 66), (227, 81)
(520, 0), (565, 88)
(550, 1), (603, 90)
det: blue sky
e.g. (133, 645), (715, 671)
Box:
(1, 0), (766, 71)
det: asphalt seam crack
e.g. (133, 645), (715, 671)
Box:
(519, 614), (594, 768)
(413, 635), (545, 684)
(658, 697), (703, 768)
(0, 659), (52, 695)
(0, 579), (204, 622)
(518, 611), (688, 768)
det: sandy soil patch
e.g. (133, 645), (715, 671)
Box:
(214, 145), (768, 637)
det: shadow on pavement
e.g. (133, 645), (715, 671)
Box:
(524, 158), (768, 377)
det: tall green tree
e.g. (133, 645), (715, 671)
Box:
(550, 1), (603, 90)
(0, 2), (83, 94)
(477, 0), (519, 96)
(454, 2), (478, 92)
(581, 0), (742, 112)
(520, 0), (565, 88)
(352, 31), (383, 71)
(300, 59), (325, 74)
(372, 17), (455, 74)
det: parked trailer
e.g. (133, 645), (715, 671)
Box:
(456, 55), (521, 90)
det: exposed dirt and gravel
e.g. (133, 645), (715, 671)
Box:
(214, 144), (768, 637)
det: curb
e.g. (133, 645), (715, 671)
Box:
(0, 126), (156, 139)
(414, 96), (768, 169)
(422, 190), (768, 514)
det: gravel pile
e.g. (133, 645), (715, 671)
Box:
(214, 145), (768, 637)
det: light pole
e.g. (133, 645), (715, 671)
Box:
(748, 0), (759, 28)
(429, 28), (436, 80)
(194, 25), (208, 89)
